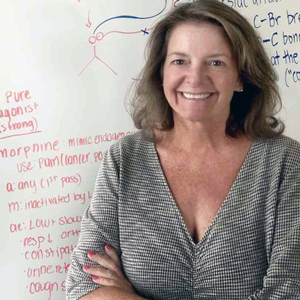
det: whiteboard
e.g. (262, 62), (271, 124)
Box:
(0, 0), (299, 299)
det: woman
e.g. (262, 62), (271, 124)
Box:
(66, 0), (300, 299)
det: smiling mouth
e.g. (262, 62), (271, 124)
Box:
(182, 92), (212, 99)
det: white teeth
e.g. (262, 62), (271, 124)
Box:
(183, 93), (211, 99)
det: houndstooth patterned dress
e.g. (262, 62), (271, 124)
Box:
(66, 131), (300, 300)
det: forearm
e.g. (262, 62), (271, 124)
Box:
(80, 287), (147, 300)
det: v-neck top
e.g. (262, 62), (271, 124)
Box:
(66, 131), (300, 300)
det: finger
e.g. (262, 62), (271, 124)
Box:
(83, 265), (114, 279)
(104, 244), (122, 267)
(91, 275), (135, 294)
(86, 265), (135, 294)
(91, 275), (118, 287)
(87, 251), (119, 273)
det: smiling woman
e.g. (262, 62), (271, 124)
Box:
(162, 21), (243, 125)
(131, 2), (283, 139)
(66, 0), (300, 299)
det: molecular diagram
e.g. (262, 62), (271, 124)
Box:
(78, 0), (192, 77)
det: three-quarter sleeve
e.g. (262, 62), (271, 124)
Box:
(66, 142), (121, 300)
(246, 162), (300, 299)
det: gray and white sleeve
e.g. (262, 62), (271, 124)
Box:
(247, 162), (300, 299)
(66, 142), (121, 300)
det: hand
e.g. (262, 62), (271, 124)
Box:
(83, 244), (136, 295)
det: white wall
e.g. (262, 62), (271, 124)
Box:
(228, 0), (300, 141)
(0, 0), (299, 299)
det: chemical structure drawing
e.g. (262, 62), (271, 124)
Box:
(78, 0), (184, 77)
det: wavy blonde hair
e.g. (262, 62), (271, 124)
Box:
(129, 0), (284, 140)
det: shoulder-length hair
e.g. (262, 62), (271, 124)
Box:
(129, 0), (284, 140)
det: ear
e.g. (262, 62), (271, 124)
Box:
(234, 78), (243, 92)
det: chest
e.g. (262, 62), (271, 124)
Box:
(156, 150), (248, 244)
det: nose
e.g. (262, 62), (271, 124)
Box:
(186, 64), (210, 86)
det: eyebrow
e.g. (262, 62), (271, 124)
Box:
(167, 52), (189, 57)
(167, 52), (232, 58)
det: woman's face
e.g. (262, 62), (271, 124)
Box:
(162, 21), (242, 126)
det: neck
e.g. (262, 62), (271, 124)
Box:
(158, 119), (242, 154)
